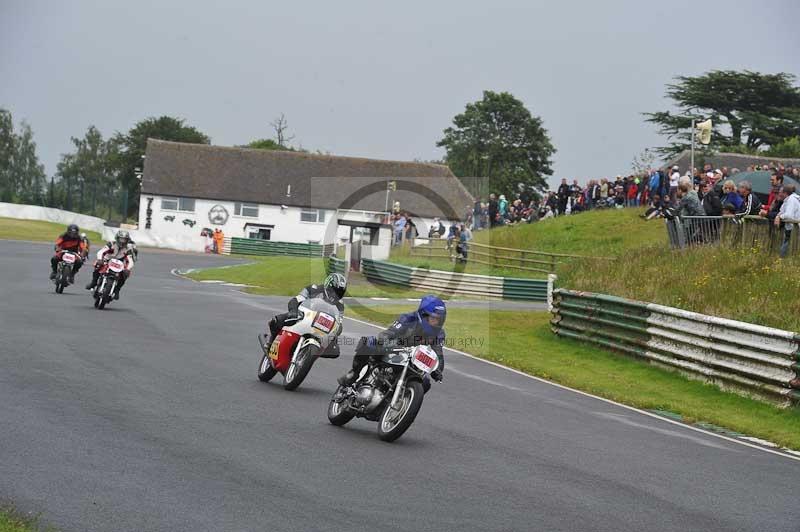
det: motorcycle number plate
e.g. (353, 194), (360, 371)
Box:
(62, 253), (76, 264)
(108, 259), (125, 272)
(268, 339), (280, 360)
(313, 312), (335, 334)
(411, 346), (439, 374)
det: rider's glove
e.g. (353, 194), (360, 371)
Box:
(431, 369), (443, 382)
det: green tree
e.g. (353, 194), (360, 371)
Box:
(437, 90), (555, 198)
(111, 116), (210, 219)
(10, 121), (46, 205)
(56, 126), (117, 215)
(645, 70), (800, 157)
(246, 138), (295, 151)
(765, 136), (800, 158)
(0, 109), (14, 202)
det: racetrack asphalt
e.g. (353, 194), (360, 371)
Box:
(1, 240), (797, 532)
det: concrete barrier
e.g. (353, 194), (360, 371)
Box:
(0, 202), (106, 234)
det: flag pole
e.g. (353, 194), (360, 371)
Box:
(690, 118), (696, 175)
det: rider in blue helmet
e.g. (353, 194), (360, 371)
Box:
(338, 295), (446, 390)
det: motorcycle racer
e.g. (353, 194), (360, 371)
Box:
(338, 295), (446, 389)
(266, 273), (347, 358)
(50, 224), (87, 281)
(85, 230), (135, 299)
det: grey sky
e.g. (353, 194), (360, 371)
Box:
(2, 0), (798, 190)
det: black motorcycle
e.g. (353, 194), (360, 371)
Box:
(327, 343), (440, 442)
(53, 251), (80, 294)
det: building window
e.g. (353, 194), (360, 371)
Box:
(235, 202), (259, 217)
(161, 197), (195, 212)
(300, 208), (325, 223)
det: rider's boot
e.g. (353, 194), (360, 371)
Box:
(85, 271), (99, 290)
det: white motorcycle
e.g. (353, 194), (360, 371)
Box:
(257, 298), (343, 391)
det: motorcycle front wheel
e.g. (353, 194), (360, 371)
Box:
(283, 345), (317, 391)
(98, 279), (113, 310)
(327, 386), (355, 426)
(257, 353), (278, 382)
(377, 380), (424, 442)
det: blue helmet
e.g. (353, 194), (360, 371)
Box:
(417, 295), (446, 335)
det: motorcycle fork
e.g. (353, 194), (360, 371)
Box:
(389, 364), (409, 411)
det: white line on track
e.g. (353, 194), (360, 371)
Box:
(342, 313), (800, 463)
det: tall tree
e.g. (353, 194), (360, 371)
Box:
(645, 70), (800, 157)
(56, 126), (115, 216)
(111, 116), (210, 219)
(437, 91), (555, 198)
(0, 109), (14, 202)
(10, 121), (46, 205)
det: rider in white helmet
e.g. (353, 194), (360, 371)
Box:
(86, 230), (135, 299)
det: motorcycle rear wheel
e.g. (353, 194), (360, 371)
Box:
(327, 387), (355, 426)
(377, 380), (424, 442)
(257, 353), (278, 382)
(283, 345), (317, 391)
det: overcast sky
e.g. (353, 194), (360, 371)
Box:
(2, 0), (798, 189)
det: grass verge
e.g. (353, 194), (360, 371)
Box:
(0, 217), (102, 244)
(186, 256), (431, 299)
(346, 304), (800, 450)
(0, 506), (51, 532)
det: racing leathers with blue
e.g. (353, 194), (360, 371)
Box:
(338, 295), (446, 390)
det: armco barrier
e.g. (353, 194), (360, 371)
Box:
(361, 259), (547, 301)
(550, 289), (800, 406)
(326, 256), (347, 276)
(230, 238), (323, 257)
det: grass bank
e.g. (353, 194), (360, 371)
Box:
(0, 217), (102, 244)
(347, 304), (800, 450)
(186, 256), (430, 299)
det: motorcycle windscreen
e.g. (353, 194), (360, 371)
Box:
(270, 330), (300, 373)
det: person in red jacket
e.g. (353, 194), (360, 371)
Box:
(50, 224), (87, 281)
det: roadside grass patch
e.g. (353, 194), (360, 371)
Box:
(0, 217), (102, 244)
(186, 256), (431, 299)
(0, 505), (52, 532)
(347, 304), (800, 450)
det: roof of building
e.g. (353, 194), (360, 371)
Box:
(141, 139), (472, 219)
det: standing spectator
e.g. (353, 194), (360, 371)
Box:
(761, 172), (783, 215)
(599, 179), (609, 204)
(473, 198), (483, 230)
(736, 181), (762, 216)
(720, 180), (743, 211)
(701, 181), (722, 216)
(498, 195), (509, 219)
(648, 169), (661, 203)
(393, 213), (406, 245)
(669, 165), (681, 205)
(213, 228), (225, 254)
(203, 229), (214, 253)
(676, 179), (705, 217)
(776, 184), (800, 257)
(626, 177), (638, 206)
(404, 216), (418, 241)
(488, 193), (498, 228)
(557, 178), (570, 215)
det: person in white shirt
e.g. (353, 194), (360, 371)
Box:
(775, 184), (800, 257)
(669, 165), (681, 206)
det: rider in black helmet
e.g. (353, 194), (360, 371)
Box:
(265, 273), (347, 357)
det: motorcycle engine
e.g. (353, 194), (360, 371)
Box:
(354, 385), (385, 413)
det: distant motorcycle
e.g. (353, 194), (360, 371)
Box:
(257, 298), (342, 391)
(53, 251), (79, 294)
(93, 258), (126, 310)
(327, 343), (439, 442)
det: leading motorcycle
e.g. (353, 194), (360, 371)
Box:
(327, 343), (439, 442)
(257, 298), (342, 391)
(93, 257), (126, 310)
(53, 251), (79, 294)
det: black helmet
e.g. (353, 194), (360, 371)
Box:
(115, 230), (130, 248)
(67, 224), (79, 238)
(323, 273), (347, 301)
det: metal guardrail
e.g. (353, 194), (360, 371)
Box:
(550, 288), (800, 406)
(229, 238), (323, 257)
(326, 256), (347, 276)
(665, 215), (800, 255)
(361, 259), (548, 301)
